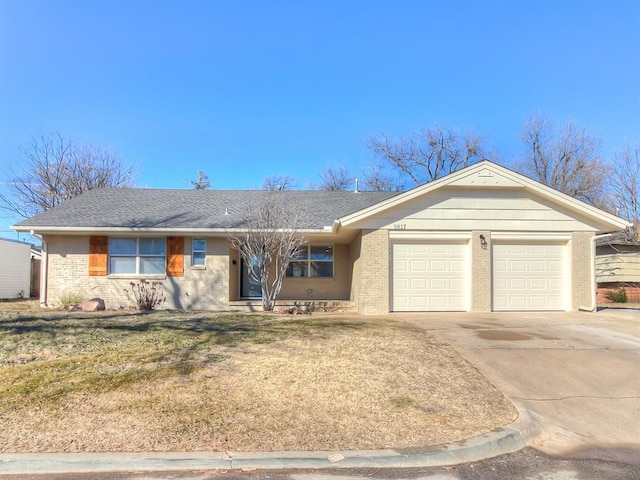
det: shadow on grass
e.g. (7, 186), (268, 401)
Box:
(0, 310), (370, 348)
(0, 311), (373, 403)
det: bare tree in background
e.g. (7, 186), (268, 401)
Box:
(367, 126), (486, 188)
(517, 114), (611, 208)
(611, 142), (640, 241)
(361, 164), (398, 191)
(262, 174), (297, 190)
(0, 132), (135, 218)
(191, 171), (211, 189)
(316, 166), (353, 191)
(229, 193), (306, 311)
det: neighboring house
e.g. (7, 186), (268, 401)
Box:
(12, 161), (630, 314)
(595, 227), (640, 302)
(0, 237), (35, 299)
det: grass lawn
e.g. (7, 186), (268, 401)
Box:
(0, 301), (516, 453)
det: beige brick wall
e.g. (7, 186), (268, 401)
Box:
(349, 232), (363, 305)
(471, 231), (492, 312)
(356, 229), (389, 314)
(571, 231), (595, 311)
(44, 235), (229, 310)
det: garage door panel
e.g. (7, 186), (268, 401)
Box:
(493, 243), (566, 311)
(393, 242), (468, 312)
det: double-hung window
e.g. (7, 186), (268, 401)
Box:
(192, 239), (206, 266)
(287, 245), (333, 278)
(109, 238), (166, 275)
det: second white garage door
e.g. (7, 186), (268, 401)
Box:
(392, 242), (468, 312)
(493, 243), (567, 311)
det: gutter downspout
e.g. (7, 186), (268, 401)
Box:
(30, 231), (47, 308)
(579, 232), (615, 312)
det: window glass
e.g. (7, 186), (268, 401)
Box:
(108, 238), (166, 275)
(192, 239), (206, 266)
(140, 257), (165, 274)
(286, 245), (333, 278)
(310, 245), (333, 260)
(192, 251), (206, 266)
(139, 238), (166, 255)
(110, 238), (136, 255)
(311, 261), (333, 277)
(110, 256), (136, 274)
(286, 261), (308, 277)
(192, 239), (206, 251)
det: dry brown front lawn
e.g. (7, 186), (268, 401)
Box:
(0, 302), (516, 453)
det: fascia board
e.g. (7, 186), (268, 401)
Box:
(12, 225), (331, 236)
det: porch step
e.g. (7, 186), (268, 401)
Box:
(228, 300), (355, 313)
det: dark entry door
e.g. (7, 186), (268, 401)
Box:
(240, 258), (262, 298)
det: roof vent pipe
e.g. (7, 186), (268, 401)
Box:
(354, 177), (359, 193)
(224, 208), (229, 215)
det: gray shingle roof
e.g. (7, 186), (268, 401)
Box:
(14, 188), (399, 231)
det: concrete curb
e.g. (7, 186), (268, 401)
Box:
(0, 407), (538, 475)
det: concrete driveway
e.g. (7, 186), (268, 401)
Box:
(397, 308), (640, 465)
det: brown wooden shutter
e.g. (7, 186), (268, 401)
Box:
(166, 236), (184, 277)
(88, 236), (108, 276)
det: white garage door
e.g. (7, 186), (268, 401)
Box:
(392, 242), (468, 312)
(493, 243), (567, 311)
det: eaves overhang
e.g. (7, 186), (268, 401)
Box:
(11, 225), (334, 237)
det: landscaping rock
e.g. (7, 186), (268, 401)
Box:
(81, 298), (105, 312)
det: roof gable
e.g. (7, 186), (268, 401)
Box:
(339, 160), (631, 234)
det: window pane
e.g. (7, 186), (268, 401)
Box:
(192, 239), (206, 251)
(110, 256), (136, 274)
(110, 238), (136, 255)
(310, 245), (333, 260)
(140, 256), (165, 274)
(311, 261), (333, 277)
(192, 251), (206, 266)
(286, 261), (308, 277)
(140, 238), (165, 255)
(294, 247), (308, 260)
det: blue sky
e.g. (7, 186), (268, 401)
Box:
(1, 0), (639, 239)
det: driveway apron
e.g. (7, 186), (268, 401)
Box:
(398, 310), (640, 465)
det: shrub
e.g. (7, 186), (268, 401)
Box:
(58, 292), (83, 310)
(604, 287), (628, 303)
(124, 279), (166, 311)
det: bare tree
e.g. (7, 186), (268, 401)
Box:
(191, 171), (211, 189)
(229, 193), (306, 311)
(368, 126), (486, 188)
(361, 164), (398, 191)
(611, 142), (640, 240)
(0, 132), (135, 218)
(517, 114), (611, 208)
(316, 166), (353, 191)
(261, 174), (296, 190)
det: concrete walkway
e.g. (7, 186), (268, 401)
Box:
(1, 309), (638, 475)
(400, 308), (640, 465)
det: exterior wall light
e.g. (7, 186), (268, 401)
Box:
(479, 234), (488, 250)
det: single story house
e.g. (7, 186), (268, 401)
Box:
(595, 226), (640, 302)
(12, 161), (630, 314)
(0, 237), (38, 299)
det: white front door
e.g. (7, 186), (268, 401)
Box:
(493, 243), (567, 311)
(392, 242), (468, 312)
